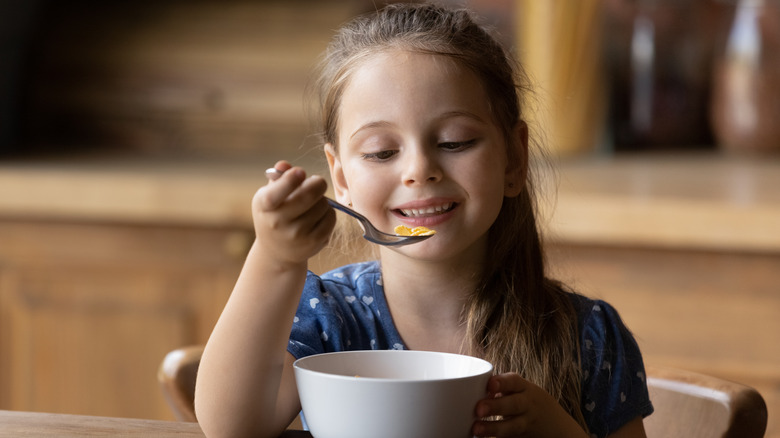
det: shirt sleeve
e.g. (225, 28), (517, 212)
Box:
(286, 271), (347, 358)
(578, 299), (654, 437)
(287, 266), (402, 359)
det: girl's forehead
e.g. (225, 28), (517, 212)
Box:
(356, 48), (469, 79)
(337, 50), (492, 129)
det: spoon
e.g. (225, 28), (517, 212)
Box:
(264, 168), (433, 247)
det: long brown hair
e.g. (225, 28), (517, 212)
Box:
(314, 3), (586, 431)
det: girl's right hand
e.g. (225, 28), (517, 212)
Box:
(251, 160), (336, 268)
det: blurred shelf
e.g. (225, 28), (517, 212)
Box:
(2, 152), (779, 254)
(544, 153), (780, 253)
(0, 152), (330, 228)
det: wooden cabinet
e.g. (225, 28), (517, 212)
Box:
(0, 219), (251, 419)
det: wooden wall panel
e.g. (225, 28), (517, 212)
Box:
(547, 243), (780, 438)
(6, 267), (192, 417)
(0, 220), (243, 420)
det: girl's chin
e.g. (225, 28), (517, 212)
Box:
(384, 239), (471, 262)
(383, 242), (441, 258)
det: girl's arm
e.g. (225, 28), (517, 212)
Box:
(195, 162), (336, 438)
(607, 417), (647, 438)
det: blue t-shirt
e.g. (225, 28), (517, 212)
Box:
(287, 261), (653, 437)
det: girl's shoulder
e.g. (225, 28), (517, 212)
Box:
(566, 292), (631, 336)
(566, 292), (655, 436)
(566, 292), (643, 366)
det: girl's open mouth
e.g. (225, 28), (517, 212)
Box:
(396, 202), (457, 218)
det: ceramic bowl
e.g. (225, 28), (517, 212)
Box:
(293, 350), (493, 438)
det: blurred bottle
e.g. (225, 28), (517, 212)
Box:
(603, 0), (718, 151)
(0, 1), (43, 155)
(711, 0), (780, 153)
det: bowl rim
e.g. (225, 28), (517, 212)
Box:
(292, 350), (494, 383)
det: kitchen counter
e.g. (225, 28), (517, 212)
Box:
(0, 154), (300, 227)
(2, 152), (778, 252)
(541, 153), (780, 253)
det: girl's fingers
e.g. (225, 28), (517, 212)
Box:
(475, 374), (529, 418)
(285, 175), (329, 216)
(255, 174), (330, 237)
(476, 391), (528, 419)
(489, 373), (527, 396)
(255, 167), (307, 211)
(251, 161), (334, 260)
(306, 197), (338, 242)
(474, 374), (582, 437)
(265, 163), (291, 182)
(473, 415), (528, 438)
(267, 161), (293, 180)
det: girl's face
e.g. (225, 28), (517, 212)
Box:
(326, 50), (523, 260)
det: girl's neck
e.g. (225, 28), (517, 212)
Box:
(377, 246), (484, 353)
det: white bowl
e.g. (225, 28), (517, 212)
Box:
(293, 350), (493, 438)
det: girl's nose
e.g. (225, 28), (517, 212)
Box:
(401, 149), (442, 186)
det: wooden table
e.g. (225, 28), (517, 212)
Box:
(0, 410), (313, 437)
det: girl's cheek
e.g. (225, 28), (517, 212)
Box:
(346, 171), (383, 203)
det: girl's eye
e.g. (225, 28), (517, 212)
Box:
(361, 150), (397, 161)
(439, 139), (477, 151)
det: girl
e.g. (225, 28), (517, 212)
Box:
(195, 4), (653, 438)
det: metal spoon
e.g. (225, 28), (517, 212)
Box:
(265, 168), (433, 247)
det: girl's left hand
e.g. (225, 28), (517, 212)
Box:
(473, 373), (589, 438)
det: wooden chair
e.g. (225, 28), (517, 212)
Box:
(644, 365), (767, 438)
(158, 345), (204, 422)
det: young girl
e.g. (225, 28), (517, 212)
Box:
(195, 4), (653, 438)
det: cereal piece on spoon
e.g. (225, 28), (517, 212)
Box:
(394, 225), (436, 237)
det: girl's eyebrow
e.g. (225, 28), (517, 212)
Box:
(348, 110), (487, 141)
(349, 120), (395, 141)
(438, 110), (487, 125)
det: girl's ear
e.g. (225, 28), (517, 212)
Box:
(504, 121), (529, 198)
(325, 143), (351, 204)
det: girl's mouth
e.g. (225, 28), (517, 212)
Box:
(396, 202), (456, 218)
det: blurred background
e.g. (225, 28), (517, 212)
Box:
(0, 0), (777, 435)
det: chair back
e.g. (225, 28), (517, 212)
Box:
(644, 365), (767, 438)
(158, 345), (304, 429)
(158, 345), (204, 422)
